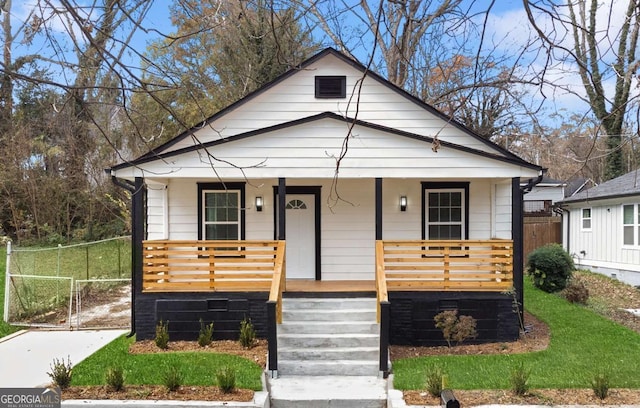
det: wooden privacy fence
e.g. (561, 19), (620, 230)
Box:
(524, 217), (562, 261)
(376, 239), (514, 291)
(142, 240), (285, 292)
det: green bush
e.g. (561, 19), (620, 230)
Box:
(424, 366), (445, 397)
(198, 319), (214, 347)
(162, 365), (183, 392)
(105, 366), (125, 391)
(155, 320), (170, 349)
(47, 357), (73, 390)
(591, 372), (610, 400)
(510, 363), (530, 396)
(216, 366), (236, 393)
(526, 243), (575, 293)
(239, 317), (256, 349)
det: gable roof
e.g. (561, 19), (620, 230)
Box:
(110, 111), (541, 173)
(560, 170), (640, 204)
(122, 47), (527, 168)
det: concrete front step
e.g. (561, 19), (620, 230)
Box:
(268, 375), (387, 408)
(279, 346), (378, 361)
(277, 360), (379, 376)
(282, 298), (377, 310)
(282, 309), (377, 321)
(278, 333), (379, 348)
(278, 321), (380, 335)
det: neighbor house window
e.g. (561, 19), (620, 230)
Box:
(623, 204), (639, 246)
(197, 182), (245, 241)
(315, 76), (346, 98)
(422, 182), (469, 240)
(581, 208), (592, 230)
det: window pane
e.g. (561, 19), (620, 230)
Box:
(440, 193), (450, 206)
(206, 224), (239, 240)
(428, 208), (439, 222)
(623, 205), (634, 224)
(450, 193), (461, 206)
(439, 208), (451, 222)
(583, 219), (591, 229)
(451, 208), (462, 222)
(624, 226), (634, 245)
(428, 193), (438, 207)
(429, 225), (441, 239)
(582, 208), (591, 218)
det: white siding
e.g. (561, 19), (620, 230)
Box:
(494, 181), (513, 239)
(146, 183), (167, 240)
(120, 118), (539, 180)
(161, 54), (503, 156)
(565, 199), (640, 286)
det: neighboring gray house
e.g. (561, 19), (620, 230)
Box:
(559, 170), (640, 286)
(522, 176), (566, 216)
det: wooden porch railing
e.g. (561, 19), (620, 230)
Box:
(142, 240), (285, 292)
(376, 239), (514, 291)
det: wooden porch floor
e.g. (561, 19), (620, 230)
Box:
(284, 280), (375, 292)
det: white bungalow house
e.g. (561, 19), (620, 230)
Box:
(109, 48), (542, 373)
(559, 170), (640, 286)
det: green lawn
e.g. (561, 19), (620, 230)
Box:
(71, 335), (264, 390)
(0, 246), (21, 338)
(393, 279), (640, 390)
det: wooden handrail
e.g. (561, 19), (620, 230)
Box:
(268, 241), (286, 324)
(375, 240), (388, 323)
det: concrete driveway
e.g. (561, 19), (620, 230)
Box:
(0, 329), (127, 387)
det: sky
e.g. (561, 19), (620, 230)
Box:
(9, 0), (637, 131)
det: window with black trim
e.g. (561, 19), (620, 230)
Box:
(197, 182), (245, 242)
(422, 182), (469, 241)
(315, 76), (346, 98)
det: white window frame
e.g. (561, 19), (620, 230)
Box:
(622, 203), (639, 247)
(581, 208), (592, 231)
(202, 190), (241, 241)
(425, 188), (466, 241)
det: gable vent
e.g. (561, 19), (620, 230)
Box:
(315, 76), (346, 98)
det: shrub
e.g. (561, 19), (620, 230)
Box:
(105, 366), (125, 391)
(434, 310), (477, 347)
(216, 366), (236, 393)
(510, 363), (530, 396)
(155, 320), (170, 349)
(424, 366), (444, 397)
(562, 278), (590, 304)
(591, 372), (610, 400)
(47, 356), (73, 390)
(162, 365), (183, 392)
(198, 319), (214, 347)
(526, 243), (575, 293)
(239, 316), (256, 348)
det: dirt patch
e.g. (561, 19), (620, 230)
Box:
(128, 338), (268, 368)
(62, 385), (254, 402)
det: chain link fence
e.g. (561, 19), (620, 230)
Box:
(4, 236), (131, 329)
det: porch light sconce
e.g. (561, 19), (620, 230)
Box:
(400, 196), (407, 212)
(255, 196), (263, 212)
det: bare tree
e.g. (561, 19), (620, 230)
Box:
(524, 0), (640, 180)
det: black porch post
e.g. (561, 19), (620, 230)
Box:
(375, 178), (382, 240)
(131, 177), (145, 335)
(512, 177), (524, 329)
(278, 178), (286, 240)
